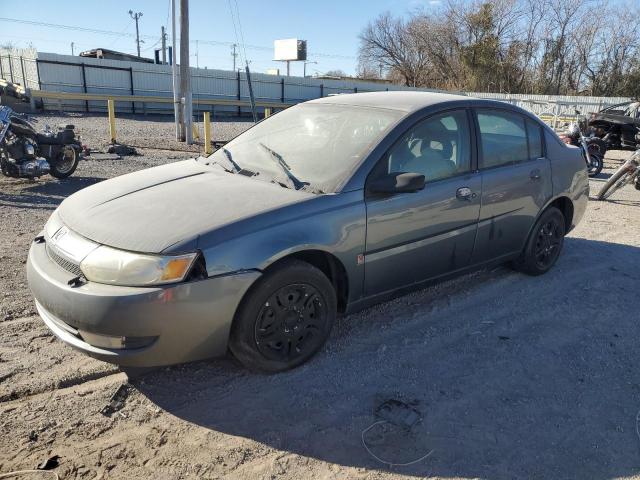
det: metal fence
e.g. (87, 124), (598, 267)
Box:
(0, 48), (632, 122)
(469, 92), (631, 128)
(2, 49), (421, 116)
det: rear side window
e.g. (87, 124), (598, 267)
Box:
(477, 110), (528, 168)
(526, 119), (544, 160)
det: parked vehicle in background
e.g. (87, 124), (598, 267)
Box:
(589, 101), (640, 150)
(0, 106), (83, 179)
(597, 150), (640, 200)
(27, 92), (589, 372)
(559, 111), (606, 176)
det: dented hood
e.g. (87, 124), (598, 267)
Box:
(57, 160), (312, 253)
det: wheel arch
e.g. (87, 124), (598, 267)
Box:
(519, 195), (574, 256)
(262, 249), (350, 313)
(545, 196), (574, 233)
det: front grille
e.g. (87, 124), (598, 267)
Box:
(46, 243), (83, 277)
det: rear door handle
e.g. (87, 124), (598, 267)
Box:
(456, 187), (476, 201)
(530, 169), (541, 180)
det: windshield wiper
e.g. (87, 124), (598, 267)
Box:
(218, 148), (242, 173)
(258, 142), (306, 190)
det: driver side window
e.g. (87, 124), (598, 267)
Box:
(386, 110), (471, 182)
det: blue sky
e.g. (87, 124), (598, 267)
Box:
(0, 0), (443, 76)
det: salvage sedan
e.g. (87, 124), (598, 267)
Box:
(27, 92), (588, 372)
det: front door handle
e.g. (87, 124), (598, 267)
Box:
(530, 169), (541, 180)
(456, 187), (476, 201)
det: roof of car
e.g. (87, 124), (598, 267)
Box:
(308, 90), (473, 113)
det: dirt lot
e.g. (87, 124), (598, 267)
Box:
(1, 113), (640, 479)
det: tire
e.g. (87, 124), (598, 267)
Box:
(229, 259), (337, 373)
(49, 146), (79, 179)
(587, 152), (603, 177)
(597, 161), (635, 200)
(584, 138), (605, 177)
(586, 137), (607, 156)
(512, 207), (565, 276)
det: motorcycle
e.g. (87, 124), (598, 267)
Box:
(597, 150), (640, 200)
(559, 112), (606, 177)
(0, 106), (83, 179)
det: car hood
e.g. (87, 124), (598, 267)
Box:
(57, 160), (313, 253)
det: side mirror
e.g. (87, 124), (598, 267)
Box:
(368, 172), (425, 194)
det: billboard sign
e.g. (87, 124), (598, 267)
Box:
(274, 39), (307, 61)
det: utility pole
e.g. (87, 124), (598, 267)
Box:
(231, 43), (237, 71)
(128, 10), (143, 57)
(179, 0), (192, 143)
(161, 26), (167, 64)
(171, 0), (181, 140)
(70, 42), (74, 56)
(379, 62), (383, 78)
(195, 39), (199, 69)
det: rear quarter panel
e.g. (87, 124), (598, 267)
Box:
(545, 130), (589, 230)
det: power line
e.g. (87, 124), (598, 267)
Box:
(232, 0), (248, 65)
(105, 19), (134, 49)
(0, 16), (357, 60)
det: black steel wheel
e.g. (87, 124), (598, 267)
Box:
(254, 283), (328, 362)
(532, 217), (563, 270)
(229, 259), (336, 372)
(512, 207), (565, 276)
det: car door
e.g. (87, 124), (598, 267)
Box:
(471, 109), (552, 264)
(364, 109), (482, 297)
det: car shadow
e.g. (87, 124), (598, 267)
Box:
(132, 238), (640, 479)
(0, 176), (102, 210)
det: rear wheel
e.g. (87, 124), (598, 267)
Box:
(512, 207), (565, 276)
(229, 259), (336, 373)
(49, 146), (79, 179)
(586, 137), (607, 156)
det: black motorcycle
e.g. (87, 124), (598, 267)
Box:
(0, 106), (83, 179)
(559, 113), (606, 177)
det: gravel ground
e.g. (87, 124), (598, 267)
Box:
(1, 113), (640, 479)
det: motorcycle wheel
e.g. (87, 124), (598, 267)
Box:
(586, 137), (607, 156)
(597, 160), (636, 200)
(587, 153), (604, 177)
(49, 146), (79, 179)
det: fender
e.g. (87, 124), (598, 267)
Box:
(198, 189), (367, 302)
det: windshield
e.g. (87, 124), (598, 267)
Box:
(204, 103), (403, 192)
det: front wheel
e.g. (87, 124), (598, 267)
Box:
(49, 145), (79, 179)
(597, 160), (637, 200)
(229, 259), (337, 373)
(587, 152), (604, 177)
(512, 207), (565, 276)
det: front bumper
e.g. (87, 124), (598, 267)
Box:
(27, 237), (260, 367)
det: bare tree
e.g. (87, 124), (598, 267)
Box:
(357, 0), (640, 96)
(359, 13), (430, 86)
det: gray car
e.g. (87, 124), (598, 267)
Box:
(27, 92), (588, 372)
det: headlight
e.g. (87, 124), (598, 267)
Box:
(80, 246), (198, 286)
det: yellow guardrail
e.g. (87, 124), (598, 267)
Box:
(30, 90), (292, 145)
(31, 90), (295, 109)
